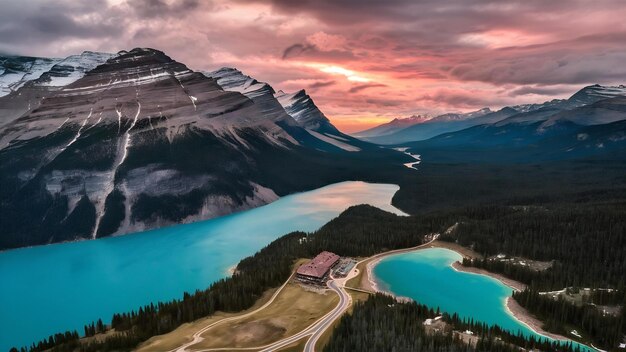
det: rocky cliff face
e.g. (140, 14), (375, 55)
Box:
(0, 48), (404, 250)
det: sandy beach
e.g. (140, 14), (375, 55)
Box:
(505, 296), (570, 341)
(450, 261), (527, 292)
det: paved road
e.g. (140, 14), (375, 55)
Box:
(175, 234), (441, 352)
(300, 233), (441, 352)
(302, 279), (351, 352)
(170, 272), (294, 352)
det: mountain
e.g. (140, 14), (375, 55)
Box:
(429, 108), (492, 122)
(0, 55), (60, 97)
(364, 84), (626, 145)
(365, 107), (514, 144)
(404, 90), (626, 163)
(206, 67), (367, 152)
(274, 89), (340, 134)
(496, 84), (626, 126)
(540, 95), (626, 129)
(567, 84), (626, 106)
(0, 48), (407, 250)
(0, 51), (114, 130)
(352, 114), (429, 138)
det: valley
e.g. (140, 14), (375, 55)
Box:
(1, 46), (625, 352)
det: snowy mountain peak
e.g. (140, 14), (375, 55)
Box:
(205, 67), (276, 99)
(391, 114), (430, 124)
(0, 55), (61, 96)
(274, 88), (339, 133)
(205, 67), (341, 134)
(33, 51), (116, 87)
(568, 84), (626, 105)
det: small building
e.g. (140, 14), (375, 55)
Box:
(296, 251), (340, 284)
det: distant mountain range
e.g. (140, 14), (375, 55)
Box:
(360, 84), (626, 145)
(0, 48), (404, 250)
(402, 92), (626, 164)
(353, 114), (430, 139)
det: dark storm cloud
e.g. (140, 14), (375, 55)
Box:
(1, 0), (625, 131)
(308, 80), (336, 89)
(282, 43), (316, 59)
(348, 83), (387, 93)
(241, 0), (626, 87)
(0, 0), (123, 48)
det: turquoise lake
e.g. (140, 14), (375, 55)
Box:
(0, 181), (404, 351)
(373, 248), (593, 352)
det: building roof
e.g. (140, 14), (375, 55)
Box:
(297, 251), (340, 278)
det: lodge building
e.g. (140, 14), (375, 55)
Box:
(296, 251), (340, 284)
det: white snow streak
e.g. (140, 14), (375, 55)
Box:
(306, 129), (361, 152)
(116, 106), (122, 134)
(58, 117), (70, 129)
(65, 108), (92, 148)
(92, 100), (141, 238)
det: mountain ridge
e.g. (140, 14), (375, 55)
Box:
(0, 48), (408, 250)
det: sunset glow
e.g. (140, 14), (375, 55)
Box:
(2, 0), (625, 132)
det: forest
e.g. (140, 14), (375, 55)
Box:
(323, 294), (582, 352)
(14, 205), (447, 352)
(512, 289), (625, 349)
(13, 165), (626, 351)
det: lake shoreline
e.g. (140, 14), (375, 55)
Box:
(365, 243), (576, 346)
(0, 181), (404, 352)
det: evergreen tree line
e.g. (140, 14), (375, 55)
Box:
(323, 294), (582, 352)
(440, 202), (626, 290)
(16, 202), (624, 351)
(512, 289), (626, 350)
(83, 319), (105, 338)
(443, 202), (626, 350)
(16, 205), (450, 352)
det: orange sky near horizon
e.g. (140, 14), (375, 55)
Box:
(2, 0), (626, 133)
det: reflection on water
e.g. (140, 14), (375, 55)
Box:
(0, 181), (402, 351)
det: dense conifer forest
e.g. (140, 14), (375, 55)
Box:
(512, 289), (625, 349)
(13, 162), (626, 351)
(323, 294), (582, 352)
(441, 203), (626, 290)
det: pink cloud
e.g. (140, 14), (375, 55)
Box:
(1, 0), (625, 132)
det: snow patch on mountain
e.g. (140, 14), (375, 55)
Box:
(205, 67), (275, 99)
(35, 51), (115, 87)
(307, 129), (361, 151)
(0, 56), (61, 96)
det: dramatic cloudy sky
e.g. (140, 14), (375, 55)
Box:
(1, 0), (625, 132)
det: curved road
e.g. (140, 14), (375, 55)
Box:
(170, 272), (294, 352)
(175, 234), (441, 352)
(302, 279), (350, 352)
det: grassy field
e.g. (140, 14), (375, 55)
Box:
(136, 287), (280, 351)
(192, 282), (338, 349)
(136, 258), (339, 351)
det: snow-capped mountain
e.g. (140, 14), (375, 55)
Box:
(365, 85), (626, 145)
(0, 55), (61, 97)
(353, 114), (430, 138)
(274, 89), (340, 134)
(0, 48), (406, 250)
(567, 84), (626, 107)
(363, 107), (514, 144)
(402, 86), (626, 163)
(206, 67), (365, 152)
(496, 84), (626, 126)
(429, 108), (492, 122)
(204, 67), (275, 100)
(33, 51), (115, 87)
